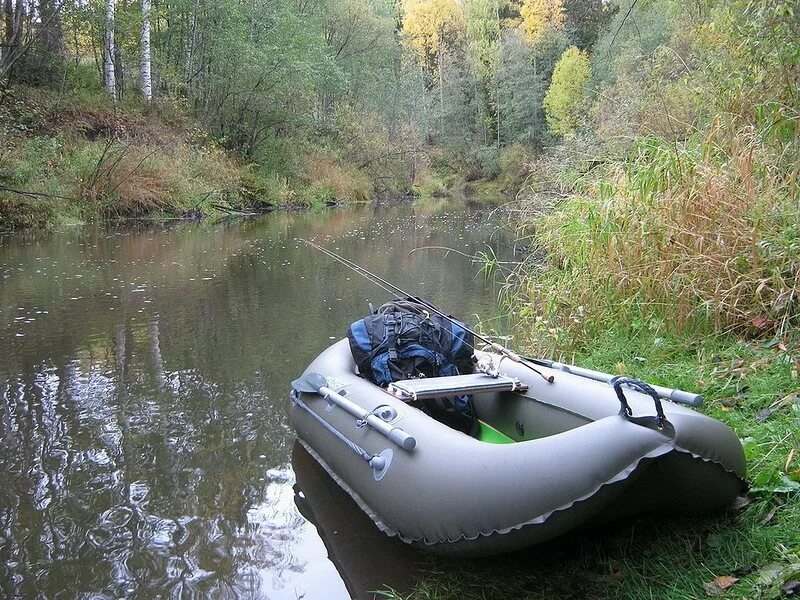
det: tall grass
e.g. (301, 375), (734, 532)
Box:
(508, 111), (799, 355)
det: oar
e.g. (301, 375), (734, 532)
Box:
(526, 359), (703, 407)
(292, 373), (417, 450)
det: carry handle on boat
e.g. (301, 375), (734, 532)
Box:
(292, 373), (417, 451)
(611, 377), (667, 427)
(527, 359), (703, 407)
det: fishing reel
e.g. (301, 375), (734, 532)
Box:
(473, 353), (506, 379)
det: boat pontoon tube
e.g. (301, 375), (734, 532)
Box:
(290, 339), (746, 557)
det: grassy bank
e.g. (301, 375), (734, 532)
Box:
(0, 81), (384, 230)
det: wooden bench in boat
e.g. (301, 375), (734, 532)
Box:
(387, 373), (528, 401)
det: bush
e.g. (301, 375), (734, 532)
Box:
(301, 152), (373, 203)
(506, 0), (799, 354)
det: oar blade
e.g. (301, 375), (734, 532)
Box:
(292, 372), (328, 394)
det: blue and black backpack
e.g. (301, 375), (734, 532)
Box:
(348, 298), (477, 435)
(347, 298), (474, 387)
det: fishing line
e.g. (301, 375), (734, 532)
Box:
(300, 238), (554, 383)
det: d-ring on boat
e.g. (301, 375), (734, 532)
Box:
(289, 243), (747, 557)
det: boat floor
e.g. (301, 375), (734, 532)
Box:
(476, 420), (515, 444)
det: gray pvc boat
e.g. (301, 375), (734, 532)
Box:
(290, 339), (746, 557)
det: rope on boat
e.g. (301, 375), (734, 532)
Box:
(291, 390), (374, 464)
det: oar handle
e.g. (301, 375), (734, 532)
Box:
(387, 426), (416, 450)
(667, 388), (704, 406)
(319, 386), (417, 450)
(539, 361), (703, 407)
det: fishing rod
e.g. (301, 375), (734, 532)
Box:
(300, 238), (555, 383)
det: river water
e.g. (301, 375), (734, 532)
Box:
(0, 201), (515, 599)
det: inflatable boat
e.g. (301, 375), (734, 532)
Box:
(290, 339), (746, 557)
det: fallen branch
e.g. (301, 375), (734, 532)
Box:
(0, 185), (77, 201)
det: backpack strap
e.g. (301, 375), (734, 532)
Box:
(385, 313), (398, 361)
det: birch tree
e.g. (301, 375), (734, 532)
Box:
(140, 0), (152, 102)
(2, 0), (12, 68)
(104, 0), (116, 101)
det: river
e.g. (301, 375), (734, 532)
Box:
(0, 201), (514, 599)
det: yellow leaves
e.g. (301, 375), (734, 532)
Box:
(401, 0), (465, 67)
(520, 0), (564, 43)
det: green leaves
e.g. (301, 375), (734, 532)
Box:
(543, 45), (589, 135)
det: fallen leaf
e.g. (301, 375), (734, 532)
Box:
(760, 507), (777, 525)
(770, 391), (800, 410)
(704, 575), (738, 596)
(715, 575), (738, 589)
(731, 495), (751, 510)
(752, 316), (768, 329)
(756, 408), (773, 422)
(704, 581), (725, 596)
(757, 562), (788, 586)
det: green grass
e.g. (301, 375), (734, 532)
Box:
(381, 328), (799, 600)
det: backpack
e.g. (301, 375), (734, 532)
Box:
(347, 299), (474, 387)
(347, 299), (478, 435)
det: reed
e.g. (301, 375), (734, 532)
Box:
(507, 112), (799, 356)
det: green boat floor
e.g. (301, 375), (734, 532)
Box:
(476, 420), (516, 444)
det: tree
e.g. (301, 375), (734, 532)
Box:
(562, 0), (612, 50)
(0, 0), (24, 78)
(520, 0), (564, 43)
(104, 0), (116, 101)
(140, 0), (152, 102)
(402, 0), (465, 136)
(465, 0), (501, 144)
(402, 0), (465, 73)
(496, 29), (547, 145)
(543, 45), (589, 135)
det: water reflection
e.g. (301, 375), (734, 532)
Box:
(0, 202), (512, 598)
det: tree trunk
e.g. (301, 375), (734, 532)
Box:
(185, 0), (198, 94)
(104, 0), (116, 101)
(438, 44), (444, 139)
(140, 0), (152, 102)
(2, 0), (11, 68)
(0, 0), (23, 78)
(38, 0), (64, 58)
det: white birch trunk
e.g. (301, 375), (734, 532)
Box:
(140, 0), (152, 102)
(104, 0), (116, 101)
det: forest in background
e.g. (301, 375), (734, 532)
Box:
(0, 0), (797, 227)
(2, 0), (611, 227)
